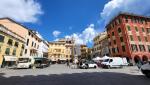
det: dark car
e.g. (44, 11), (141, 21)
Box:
(141, 61), (150, 78)
(34, 57), (51, 68)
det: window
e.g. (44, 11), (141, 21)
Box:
(20, 50), (23, 56)
(14, 42), (19, 47)
(130, 35), (134, 41)
(147, 45), (150, 52)
(22, 44), (24, 49)
(32, 41), (34, 47)
(134, 18), (137, 23)
(147, 28), (150, 33)
(112, 32), (114, 36)
(25, 49), (27, 54)
(115, 47), (118, 53)
(142, 27), (145, 32)
(135, 26), (138, 32)
(5, 48), (10, 55)
(118, 28), (121, 33)
(31, 34), (33, 37)
(137, 36), (141, 41)
(125, 16), (128, 23)
(118, 18), (122, 24)
(131, 44), (138, 52)
(145, 37), (148, 42)
(139, 45), (146, 51)
(28, 32), (31, 36)
(0, 46), (1, 52)
(122, 46), (126, 52)
(112, 23), (115, 28)
(112, 48), (115, 53)
(127, 25), (131, 31)
(34, 43), (36, 48)
(7, 39), (13, 46)
(115, 21), (117, 25)
(120, 37), (123, 42)
(37, 45), (39, 49)
(113, 40), (116, 44)
(12, 49), (16, 55)
(109, 42), (111, 45)
(109, 49), (111, 54)
(145, 20), (148, 24)
(26, 39), (29, 46)
(0, 35), (5, 42)
(117, 47), (119, 53)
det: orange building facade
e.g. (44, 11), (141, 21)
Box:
(106, 13), (150, 63)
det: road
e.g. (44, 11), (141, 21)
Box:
(0, 64), (150, 85)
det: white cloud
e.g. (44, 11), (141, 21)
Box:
(65, 24), (98, 45)
(0, 0), (43, 23)
(53, 30), (61, 37)
(54, 38), (59, 41)
(101, 0), (150, 24)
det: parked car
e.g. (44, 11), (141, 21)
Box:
(101, 57), (128, 68)
(34, 57), (51, 68)
(79, 60), (97, 69)
(141, 61), (150, 78)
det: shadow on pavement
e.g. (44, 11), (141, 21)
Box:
(0, 72), (150, 85)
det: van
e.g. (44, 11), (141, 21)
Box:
(17, 57), (34, 69)
(101, 57), (128, 68)
(17, 57), (50, 69)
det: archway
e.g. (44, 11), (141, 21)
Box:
(134, 55), (141, 64)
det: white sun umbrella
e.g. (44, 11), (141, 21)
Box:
(93, 56), (101, 61)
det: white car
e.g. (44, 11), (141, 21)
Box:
(79, 61), (97, 69)
(141, 61), (150, 78)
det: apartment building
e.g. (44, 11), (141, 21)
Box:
(24, 30), (42, 57)
(93, 32), (109, 57)
(0, 18), (47, 58)
(48, 39), (74, 63)
(80, 45), (88, 59)
(0, 24), (25, 67)
(106, 13), (150, 63)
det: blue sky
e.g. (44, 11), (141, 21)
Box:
(23, 0), (109, 47)
(1, 0), (150, 47)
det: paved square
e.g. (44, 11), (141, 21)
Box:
(0, 64), (150, 85)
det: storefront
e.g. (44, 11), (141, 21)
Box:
(1, 55), (17, 68)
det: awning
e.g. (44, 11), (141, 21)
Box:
(4, 56), (17, 61)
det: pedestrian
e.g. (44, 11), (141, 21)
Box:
(137, 60), (143, 69)
(66, 59), (70, 67)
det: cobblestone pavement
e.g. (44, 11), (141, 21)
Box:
(0, 64), (150, 85)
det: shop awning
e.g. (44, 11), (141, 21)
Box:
(4, 55), (17, 61)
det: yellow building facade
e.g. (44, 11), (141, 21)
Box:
(48, 39), (73, 63)
(80, 45), (88, 59)
(0, 18), (43, 58)
(93, 31), (109, 57)
(0, 24), (25, 67)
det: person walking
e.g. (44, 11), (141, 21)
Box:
(66, 59), (70, 67)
